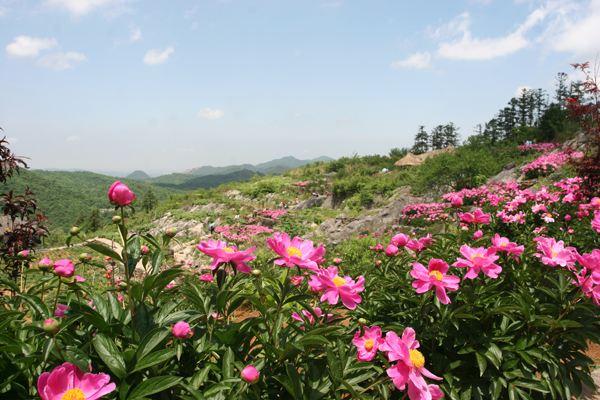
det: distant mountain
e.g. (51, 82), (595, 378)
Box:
(155, 169), (259, 190)
(127, 170), (151, 181)
(0, 170), (175, 230)
(185, 156), (332, 177)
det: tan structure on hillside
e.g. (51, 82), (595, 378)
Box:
(394, 146), (455, 167)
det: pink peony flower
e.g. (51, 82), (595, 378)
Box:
(459, 208), (490, 225)
(449, 194), (463, 207)
(74, 275), (86, 283)
(172, 321), (193, 339)
(291, 307), (332, 326)
(53, 259), (74, 278)
(385, 244), (399, 257)
(380, 327), (442, 398)
(308, 266), (365, 310)
(333, 257), (343, 265)
(289, 275), (305, 286)
(593, 211), (600, 234)
(266, 232), (325, 271)
(37, 362), (116, 400)
(410, 259), (460, 304)
(54, 304), (69, 318)
(491, 234), (524, 259)
(107, 181), (136, 206)
(391, 233), (410, 247)
(241, 365), (260, 384)
(472, 230), (483, 240)
(199, 273), (214, 282)
(406, 235), (433, 254)
(533, 236), (577, 268)
(352, 326), (384, 362)
(196, 240), (256, 273)
(453, 245), (502, 279)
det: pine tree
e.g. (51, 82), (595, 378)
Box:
(442, 122), (459, 147)
(142, 188), (158, 212)
(555, 72), (569, 107)
(87, 208), (101, 232)
(430, 125), (445, 150)
(412, 126), (429, 154)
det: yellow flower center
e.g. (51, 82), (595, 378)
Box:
(499, 240), (508, 247)
(409, 349), (425, 369)
(223, 247), (235, 253)
(551, 249), (558, 258)
(332, 275), (347, 287)
(364, 338), (375, 351)
(429, 270), (443, 281)
(470, 253), (484, 262)
(62, 389), (86, 400)
(286, 246), (303, 258)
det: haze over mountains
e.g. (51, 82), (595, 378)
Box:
(126, 155), (332, 190)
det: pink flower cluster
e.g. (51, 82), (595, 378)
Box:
(353, 326), (443, 400)
(517, 142), (558, 153)
(257, 208), (287, 220)
(401, 202), (450, 222)
(214, 224), (273, 242)
(520, 150), (584, 176)
(573, 250), (600, 305)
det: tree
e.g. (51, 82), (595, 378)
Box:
(388, 147), (408, 160)
(86, 208), (102, 232)
(412, 126), (429, 154)
(555, 72), (569, 107)
(430, 125), (445, 150)
(142, 187), (158, 212)
(442, 123), (459, 147)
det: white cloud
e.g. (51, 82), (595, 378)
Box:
(143, 46), (174, 65)
(551, 0), (600, 56)
(66, 135), (80, 142)
(433, 3), (558, 61)
(515, 85), (531, 97)
(129, 26), (142, 43)
(198, 108), (224, 120)
(45, 0), (120, 16)
(38, 52), (86, 70)
(391, 52), (432, 69)
(6, 137), (18, 144)
(5, 36), (57, 58)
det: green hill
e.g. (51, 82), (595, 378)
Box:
(155, 169), (259, 190)
(0, 170), (175, 230)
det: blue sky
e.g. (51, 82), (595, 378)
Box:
(0, 0), (598, 175)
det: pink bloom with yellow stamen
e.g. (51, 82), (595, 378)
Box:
(410, 259), (460, 304)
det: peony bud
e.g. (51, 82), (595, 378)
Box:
(140, 245), (150, 255)
(171, 321), (193, 339)
(42, 318), (60, 335)
(251, 269), (261, 277)
(17, 249), (31, 258)
(332, 257), (342, 265)
(358, 318), (367, 325)
(108, 181), (136, 206)
(78, 253), (92, 262)
(165, 227), (177, 238)
(70, 226), (80, 236)
(241, 365), (260, 384)
(38, 257), (53, 272)
(112, 215), (122, 224)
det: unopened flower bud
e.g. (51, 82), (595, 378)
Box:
(251, 269), (261, 277)
(70, 226), (80, 235)
(165, 227), (177, 238)
(42, 318), (60, 335)
(78, 253), (92, 262)
(112, 215), (122, 224)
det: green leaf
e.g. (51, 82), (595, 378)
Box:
(127, 376), (182, 399)
(476, 353), (488, 377)
(92, 334), (126, 379)
(132, 348), (175, 372)
(87, 241), (123, 262)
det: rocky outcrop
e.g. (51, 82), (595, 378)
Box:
(317, 187), (426, 243)
(294, 195), (327, 210)
(150, 212), (206, 238)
